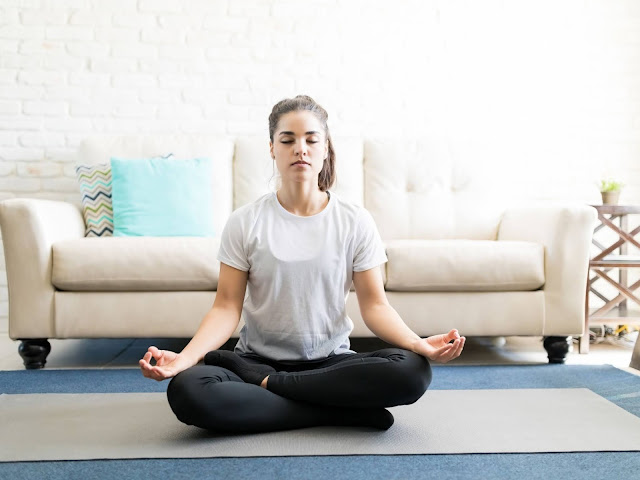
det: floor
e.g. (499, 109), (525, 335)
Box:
(1, 328), (638, 375)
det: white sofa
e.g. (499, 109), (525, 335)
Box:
(0, 135), (598, 369)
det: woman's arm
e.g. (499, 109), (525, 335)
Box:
(178, 305), (242, 367)
(352, 267), (465, 363)
(179, 262), (249, 366)
(140, 262), (248, 381)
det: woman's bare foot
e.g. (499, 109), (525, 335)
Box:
(203, 350), (275, 385)
(261, 375), (269, 389)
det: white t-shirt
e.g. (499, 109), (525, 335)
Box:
(217, 190), (388, 361)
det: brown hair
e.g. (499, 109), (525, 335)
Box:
(268, 95), (336, 192)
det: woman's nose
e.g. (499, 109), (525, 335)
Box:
(294, 140), (308, 156)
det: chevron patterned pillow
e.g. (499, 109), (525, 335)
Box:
(75, 163), (114, 237)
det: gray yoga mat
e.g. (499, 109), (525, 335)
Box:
(2, 388), (640, 461)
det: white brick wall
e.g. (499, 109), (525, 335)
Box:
(1, 0), (640, 331)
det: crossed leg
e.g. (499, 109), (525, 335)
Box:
(263, 348), (432, 408)
(166, 348), (431, 434)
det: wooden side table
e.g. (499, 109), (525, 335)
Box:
(581, 205), (640, 354)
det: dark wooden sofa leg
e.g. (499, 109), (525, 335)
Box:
(543, 336), (571, 364)
(18, 339), (51, 370)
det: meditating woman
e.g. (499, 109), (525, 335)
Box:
(139, 95), (466, 433)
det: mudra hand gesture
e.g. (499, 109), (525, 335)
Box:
(412, 329), (466, 363)
(139, 346), (193, 381)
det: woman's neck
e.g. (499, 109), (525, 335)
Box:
(276, 188), (329, 217)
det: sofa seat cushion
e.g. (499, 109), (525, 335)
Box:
(52, 237), (220, 291)
(384, 239), (544, 291)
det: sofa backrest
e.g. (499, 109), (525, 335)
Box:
(77, 135), (504, 241)
(364, 139), (504, 241)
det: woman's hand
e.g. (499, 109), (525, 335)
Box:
(139, 346), (194, 381)
(411, 329), (466, 363)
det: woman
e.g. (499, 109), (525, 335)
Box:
(139, 95), (466, 434)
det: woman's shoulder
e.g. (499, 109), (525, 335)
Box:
(223, 192), (273, 234)
(229, 192), (272, 218)
(330, 191), (369, 223)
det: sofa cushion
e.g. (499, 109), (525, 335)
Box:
(75, 162), (113, 237)
(52, 236), (386, 293)
(110, 156), (215, 237)
(363, 139), (505, 241)
(52, 237), (220, 291)
(76, 135), (234, 240)
(384, 239), (544, 291)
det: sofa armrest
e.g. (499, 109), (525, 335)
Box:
(497, 204), (598, 336)
(0, 199), (85, 339)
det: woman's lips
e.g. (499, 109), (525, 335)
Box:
(292, 161), (309, 166)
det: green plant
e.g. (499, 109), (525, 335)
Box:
(598, 178), (624, 192)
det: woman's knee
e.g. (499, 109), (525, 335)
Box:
(166, 365), (236, 427)
(380, 348), (432, 404)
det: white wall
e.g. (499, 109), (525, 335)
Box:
(1, 0), (640, 332)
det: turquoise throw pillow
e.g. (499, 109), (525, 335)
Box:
(110, 157), (215, 237)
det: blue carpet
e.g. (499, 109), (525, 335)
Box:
(1, 364), (639, 479)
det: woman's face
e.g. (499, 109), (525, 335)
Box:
(270, 110), (329, 186)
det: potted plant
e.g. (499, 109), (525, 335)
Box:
(598, 178), (624, 205)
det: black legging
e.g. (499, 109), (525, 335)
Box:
(166, 347), (432, 434)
